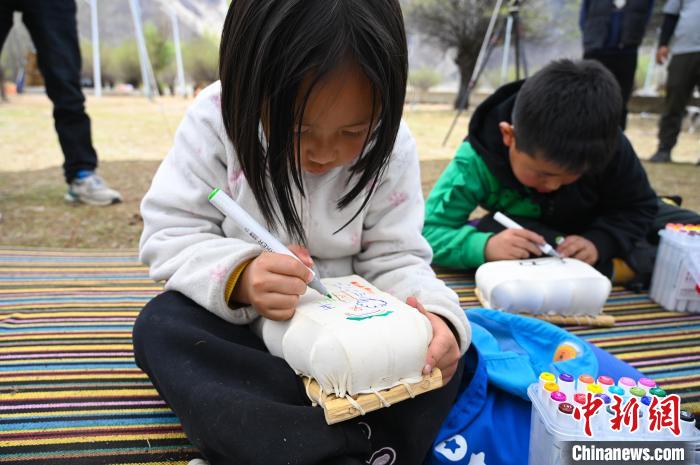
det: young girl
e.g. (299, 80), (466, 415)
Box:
(134, 1), (471, 464)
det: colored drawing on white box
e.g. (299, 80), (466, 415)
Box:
(253, 275), (432, 396)
(322, 280), (392, 320)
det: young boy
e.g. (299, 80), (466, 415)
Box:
(423, 59), (658, 277)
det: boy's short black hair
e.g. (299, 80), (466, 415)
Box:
(511, 59), (622, 174)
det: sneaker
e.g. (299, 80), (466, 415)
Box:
(649, 150), (671, 163)
(187, 459), (209, 465)
(65, 171), (122, 206)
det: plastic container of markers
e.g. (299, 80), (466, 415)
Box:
(650, 225), (700, 312)
(527, 375), (700, 465)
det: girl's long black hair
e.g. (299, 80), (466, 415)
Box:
(219, 0), (407, 243)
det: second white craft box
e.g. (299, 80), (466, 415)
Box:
(475, 257), (611, 316)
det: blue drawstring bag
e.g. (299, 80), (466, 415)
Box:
(428, 309), (642, 465)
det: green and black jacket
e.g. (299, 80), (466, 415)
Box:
(423, 81), (657, 269)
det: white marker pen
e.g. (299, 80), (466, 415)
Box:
(208, 188), (331, 298)
(493, 212), (561, 258)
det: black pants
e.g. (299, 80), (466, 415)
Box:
(0, 0), (98, 183)
(133, 291), (464, 465)
(657, 51), (700, 152)
(584, 50), (638, 130)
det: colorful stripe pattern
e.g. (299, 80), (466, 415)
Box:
(1, 249), (698, 464)
(436, 268), (700, 415)
(0, 249), (197, 464)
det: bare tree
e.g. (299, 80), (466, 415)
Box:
(407, 0), (493, 109)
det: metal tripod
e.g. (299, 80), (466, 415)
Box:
(442, 0), (530, 146)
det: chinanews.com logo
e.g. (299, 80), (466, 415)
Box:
(573, 393), (682, 436)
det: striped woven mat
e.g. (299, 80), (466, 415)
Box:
(1, 248), (699, 464)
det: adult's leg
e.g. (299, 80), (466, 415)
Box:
(657, 53), (697, 155)
(0, 2), (15, 52)
(0, 3), (13, 103)
(584, 51), (638, 130)
(21, 0), (97, 183)
(133, 291), (372, 465)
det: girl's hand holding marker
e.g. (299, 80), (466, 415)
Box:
(232, 245), (314, 321)
(208, 188), (330, 320)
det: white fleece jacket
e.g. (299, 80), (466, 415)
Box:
(139, 82), (471, 353)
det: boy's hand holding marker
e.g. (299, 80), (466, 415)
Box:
(486, 212), (553, 261)
(486, 212), (598, 265)
(485, 228), (548, 261)
(232, 245), (314, 321)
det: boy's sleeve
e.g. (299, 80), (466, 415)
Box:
(139, 87), (262, 325)
(581, 134), (658, 265)
(352, 124), (471, 354)
(423, 142), (492, 269)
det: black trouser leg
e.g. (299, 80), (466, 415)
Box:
(0, 2), (14, 59)
(0, 0), (14, 100)
(584, 50), (638, 130)
(625, 199), (700, 290)
(648, 200), (700, 244)
(658, 52), (700, 153)
(20, 0), (97, 183)
(133, 291), (463, 465)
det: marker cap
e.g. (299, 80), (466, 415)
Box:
(541, 381), (560, 405)
(649, 387), (667, 397)
(573, 393), (586, 405)
(638, 377), (656, 389)
(559, 402), (574, 414)
(551, 391), (567, 403)
(597, 375), (614, 386)
(594, 393), (611, 404)
(586, 384), (603, 395)
(559, 373), (574, 383)
(608, 386), (625, 397)
(629, 387), (646, 397)
(540, 372), (556, 384)
(640, 396), (652, 406)
(577, 374), (594, 393)
(618, 376), (636, 388)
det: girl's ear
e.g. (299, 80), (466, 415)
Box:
(498, 122), (516, 148)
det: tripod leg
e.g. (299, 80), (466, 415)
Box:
(517, 19), (529, 78)
(442, 20), (506, 146)
(442, 0), (504, 146)
(501, 14), (513, 84)
(514, 14), (521, 79)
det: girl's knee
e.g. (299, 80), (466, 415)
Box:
(132, 291), (184, 358)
